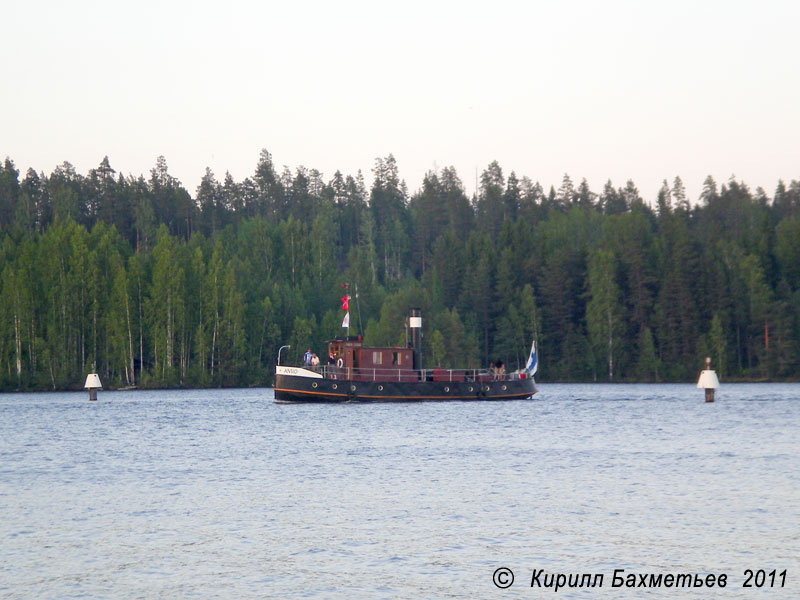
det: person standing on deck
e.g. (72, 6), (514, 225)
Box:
(493, 360), (505, 380)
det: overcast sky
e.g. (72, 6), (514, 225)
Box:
(3, 0), (799, 203)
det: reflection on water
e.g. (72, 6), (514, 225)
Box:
(1, 384), (798, 598)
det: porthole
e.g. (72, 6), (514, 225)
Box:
(332, 384), (338, 390)
(444, 386), (450, 392)
(312, 382), (318, 388)
(378, 385), (384, 391)
(501, 385), (507, 391)
(485, 386), (490, 392)
(351, 385), (357, 392)
(468, 386), (474, 392)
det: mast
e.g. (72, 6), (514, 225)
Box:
(341, 283), (350, 337)
(355, 282), (363, 336)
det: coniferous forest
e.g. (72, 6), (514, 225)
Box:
(1, 150), (799, 391)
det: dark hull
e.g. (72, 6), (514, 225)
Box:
(274, 373), (537, 403)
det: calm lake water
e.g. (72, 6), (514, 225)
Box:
(1, 384), (798, 599)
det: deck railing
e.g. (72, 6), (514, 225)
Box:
(298, 364), (525, 382)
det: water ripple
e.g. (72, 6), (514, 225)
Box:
(0, 385), (798, 598)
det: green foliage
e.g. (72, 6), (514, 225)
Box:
(586, 248), (623, 381)
(708, 314), (727, 380)
(635, 326), (660, 382)
(775, 217), (800, 289)
(429, 330), (445, 367)
(1, 152), (799, 389)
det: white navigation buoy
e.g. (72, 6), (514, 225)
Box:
(85, 372), (102, 401)
(696, 356), (719, 403)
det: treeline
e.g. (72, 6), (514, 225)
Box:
(1, 151), (799, 390)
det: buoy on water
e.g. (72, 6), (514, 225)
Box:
(696, 356), (719, 402)
(85, 372), (102, 401)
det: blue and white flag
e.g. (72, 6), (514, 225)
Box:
(525, 340), (538, 375)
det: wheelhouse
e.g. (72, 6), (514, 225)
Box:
(328, 336), (416, 382)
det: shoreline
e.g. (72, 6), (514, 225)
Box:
(1, 378), (798, 394)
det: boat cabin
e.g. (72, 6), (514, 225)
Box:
(327, 336), (417, 382)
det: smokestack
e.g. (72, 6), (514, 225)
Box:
(409, 308), (422, 369)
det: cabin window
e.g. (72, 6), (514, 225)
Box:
(372, 351), (383, 365)
(392, 352), (401, 365)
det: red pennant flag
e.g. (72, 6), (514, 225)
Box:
(341, 295), (349, 311)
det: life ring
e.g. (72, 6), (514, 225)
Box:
(336, 357), (344, 368)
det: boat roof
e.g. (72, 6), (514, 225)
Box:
(327, 336), (411, 351)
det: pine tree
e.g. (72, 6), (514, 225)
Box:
(476, 161), (504, 237)
(0, 158), (21, 231)
(556, 173), (575, 211)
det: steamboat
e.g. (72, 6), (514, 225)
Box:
(274, 308), (538, 403)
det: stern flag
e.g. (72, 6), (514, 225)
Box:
(342, 311), (350, 328)
(525, 340), (538, 375)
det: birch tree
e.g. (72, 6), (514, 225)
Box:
(587, 249), (622, 381)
